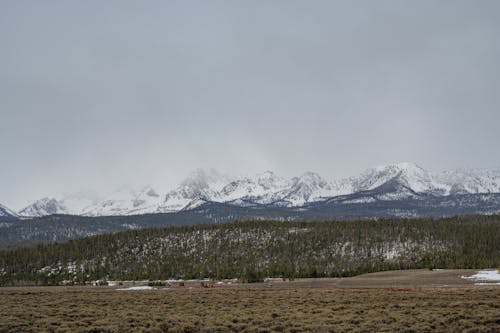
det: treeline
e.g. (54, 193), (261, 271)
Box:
(0, 215), (499, 285)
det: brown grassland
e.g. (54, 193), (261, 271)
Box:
(1, 271), (500, 333)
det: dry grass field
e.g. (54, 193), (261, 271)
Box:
(1, 270), (499, 333)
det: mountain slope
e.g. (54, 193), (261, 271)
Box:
(0, 203), (17, 221)
(350, 162), (448, 194)
(82, 186), (163, 216)
(218, 171), (290, 206)
(158, 168), (230, 212)
(18, 198), (68, 217)
(439, 168), (500, 194)
(276, 172), (336, 206)
(16, 163), (500, 218)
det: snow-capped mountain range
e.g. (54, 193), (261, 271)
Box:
(7, 162), (500, 218)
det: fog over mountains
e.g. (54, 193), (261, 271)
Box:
(4, 162), (500, 220)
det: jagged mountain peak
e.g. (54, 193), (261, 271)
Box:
(254, 170), (287, 189)
(439, 167), (500, 194)
(216, 171), (289, 205)
(354, 162), (444, 194)
(366, 162), (429, 181)
(289, 171), (331, 196)
(277, 172), (334, 206)
(18, 197), (67, 217)
(158, 169), (231, 213)
(15, 162), (500, 218)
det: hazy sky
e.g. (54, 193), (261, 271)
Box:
(1, 1), (500, 209)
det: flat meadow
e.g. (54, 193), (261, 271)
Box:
(1, 271), (499, 333)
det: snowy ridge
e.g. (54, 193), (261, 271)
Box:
(0, 203), (18, 220)
(439, 168), (500, 195)
(218, 171), (290, 205)
(277, 172), (337, 206)
(17, 162), (500, 217)
(352, 162), (448, 194)
(158, 168), (230, 212)
(18, 197), (68, 217)
(82, 186), (163, 217)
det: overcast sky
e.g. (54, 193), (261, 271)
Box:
(1, 0), (500, 209)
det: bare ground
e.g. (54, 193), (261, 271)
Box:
(0, 269), (499, 333)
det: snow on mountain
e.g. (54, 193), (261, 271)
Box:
(82, 185), (163, 216)
(336, 163), (500, 201)
(218, 171), (290, 205)
(18, 191), (103, 218)
(16, 163), (500, 217)
(59, 192), (101, 215)
(439, 168), (500, 195)
(18, 197), (68, 217)
(0, 203), (18, 220)
(352, 162), (448, 195)
(278, 172), (336, 206)
(158, 169), (231, 212)
(19, 186), (163, 218)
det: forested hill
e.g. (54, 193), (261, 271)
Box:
(1, 216), (499, 286)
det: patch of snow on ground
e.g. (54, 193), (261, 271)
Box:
(461, 269), (500, 285)
(116, 286), (156, 291)
(341, 197), (376, 204)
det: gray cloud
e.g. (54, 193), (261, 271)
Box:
(1, 0), (500, 209)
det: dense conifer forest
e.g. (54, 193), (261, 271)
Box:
(0, 215), (499, 286)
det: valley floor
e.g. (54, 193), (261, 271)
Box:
(0, 270), (499, 333)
